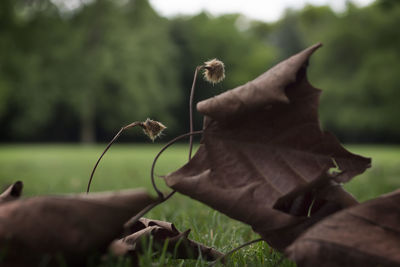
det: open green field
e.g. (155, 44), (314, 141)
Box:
(0, 144), (399, 266)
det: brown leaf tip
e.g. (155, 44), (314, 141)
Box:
(203, 58), (225, 84)
(141, 118), (166, 141)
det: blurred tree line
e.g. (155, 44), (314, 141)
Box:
(0, 0), (399, 143)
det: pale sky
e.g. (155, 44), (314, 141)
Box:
(149, 0), (375, 22)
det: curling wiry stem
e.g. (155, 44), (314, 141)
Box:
(151, 130), (204, 199)
(189, 66), (204, 161)
(124, 130), (204, 229)
(86, 121), (142, 193)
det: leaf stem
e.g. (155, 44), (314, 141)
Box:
(86, 121), (143, 193)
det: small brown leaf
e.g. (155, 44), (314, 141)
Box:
(0, 189), (155, 266)
(165, 43), (371, 250)
(109, 218), (223, 262)
(0, 181), (23, 204)
(286, 189), (400, 267)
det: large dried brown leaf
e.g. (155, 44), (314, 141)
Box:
(286, 189), (400, 267)
(0, 181), (23, 204)
(0, 189), (155, 266)
(109, 218), (223, 263)
(165, 43), (371, 250)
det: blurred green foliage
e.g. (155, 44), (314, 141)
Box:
(0, 0), (399, 143)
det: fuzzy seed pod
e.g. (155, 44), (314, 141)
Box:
(141, 119), (166, 141)
(203, 59), (225, 84)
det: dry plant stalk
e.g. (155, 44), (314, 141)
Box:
(188, 59), (225, 160)
(86, 119), (166, 193)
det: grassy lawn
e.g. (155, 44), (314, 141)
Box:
(0, 144), (399, 266)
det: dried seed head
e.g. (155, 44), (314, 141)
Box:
(203, 59), (225, 84)
(141, 118), (166, 141)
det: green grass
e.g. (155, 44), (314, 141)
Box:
(0, 144), (399, 266)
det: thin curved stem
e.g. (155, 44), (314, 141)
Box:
(208, 238), (264, 267)
(123, 131), (203, 231)
(151, 130), (203, 199)
(86, 121), (142, 193)
(189, 65), (204, 161)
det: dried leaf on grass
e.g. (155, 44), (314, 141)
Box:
(0, 189), (155, 266)
(0, 181), (23, 204)
(109, 218), (223, 263)
(286, 189), (400, 267)
(165, 43), (371, 250)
